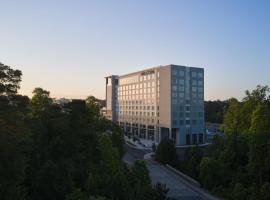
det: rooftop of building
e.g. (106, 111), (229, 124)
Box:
(105, 64), (204, 79)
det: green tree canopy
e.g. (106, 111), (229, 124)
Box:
(0, 62), (22, 95)
(155, 139), (177, 165)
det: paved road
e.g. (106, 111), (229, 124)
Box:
(123, 144), (218, 200)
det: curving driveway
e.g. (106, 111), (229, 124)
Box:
(123, 144), (219, 200)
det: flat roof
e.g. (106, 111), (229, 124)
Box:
(105, 64), (204, 79)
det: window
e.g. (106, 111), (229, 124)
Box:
(172, 85), (177, 91)
(191, 72), (197, 78)
(186, 134), (190, 145)
(179, 86), (185, 92)
(198, 72), (203, 78)
(192, 120), (196, 125)
(179, 112), (184, 118)
(143, 83), (147, 88)
(186, 120), (190, 125)
(179, 120), (184, 125)
(173, 70), (178, 75)
(198, 87), (203, 93)
(199, 134), (204, 144)
(179, 71), (184, 76)
(179, 93), (184, 98)
(186, 106), (190, 111)
(198, 80), (203, 86)
(192, 134), (197, 144)
(192, 80), (197, 86)
(173, 120), (177, 126)
(192, 87), (197, 92)
(179, 79), (184, 85)
(186, 113), (190, 118)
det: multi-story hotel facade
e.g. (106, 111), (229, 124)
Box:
(105, 64), (205, 146)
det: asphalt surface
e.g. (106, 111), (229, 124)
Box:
(123, 143), (219, 200)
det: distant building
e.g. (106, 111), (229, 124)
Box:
(54, 97), (71, 106)
(105, 64), (205, 146)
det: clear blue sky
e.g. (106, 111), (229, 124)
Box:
(1, 0), (269, 100)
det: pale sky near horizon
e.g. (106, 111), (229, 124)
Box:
(1, 0), (269, 100)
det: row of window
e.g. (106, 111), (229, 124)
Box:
(172, 85), (203, 92)
(118, 100), (157, 105)
(119, 105), (158, 110)
(118, 117), (157, 124)
(118, 94), (159, 100)
(118, 87), (158, 95)
(173, 119), (202, 126)
(118, 81), (158, 90)
(172, 70), (203, 79)
(172, 93), (203, 102)
(191, 72), (203, 78)
(119, 111), (159, 117)
(172, 78), (203, 86)
(172, 69), (185, 76)
(173, 112), (203, 118)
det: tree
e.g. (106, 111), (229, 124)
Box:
(155, 139), (177, 165)
(199, 157), (224, 190)
(86, 96), (101, 118)
(260, 182), (270, 200)
(231, 183), (248, 200)
(99, 134), (120, 175)
(0, 62), (28, 200)
(248, 104), (270, 184)
(204, 100), (228, 123)
(0, 62), (22, 95)
(130, 160), (152, 200)
(31, 87), (53, 118)
(199, 85), (270, 199)
(151, 182), (169, 200)
(186, 146), (202, 179)
(224, 98), (242, 142)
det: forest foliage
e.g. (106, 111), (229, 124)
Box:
(156, 85), (270, 199)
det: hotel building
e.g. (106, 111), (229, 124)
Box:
(105, 64), (205, 146)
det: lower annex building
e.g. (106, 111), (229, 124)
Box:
(104, 64), (205, 146)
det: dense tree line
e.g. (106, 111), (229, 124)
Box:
(0, 62), (171, 200)
(204, 100), (228, 124)
(200, 85), (270, 199)
(156, 85), (270, 199)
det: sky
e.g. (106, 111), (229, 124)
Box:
(0, 0), (269, 100)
